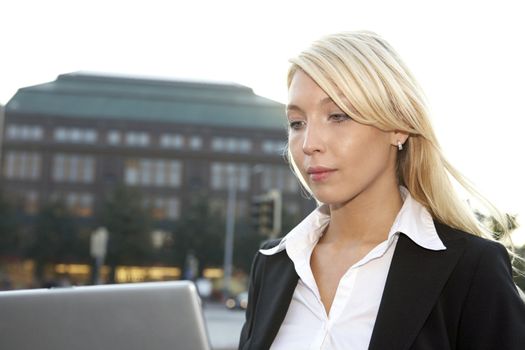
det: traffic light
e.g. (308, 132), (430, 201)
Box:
(251, 199), (274, 236)
(251, 190), (282, 237)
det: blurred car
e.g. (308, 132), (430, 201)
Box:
(225, 291), (248, 310)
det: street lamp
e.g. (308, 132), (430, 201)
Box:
(90, 227), (108, 285)
(222, 165), (237, 298)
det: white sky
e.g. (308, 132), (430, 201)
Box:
(1, 0), (524, 245)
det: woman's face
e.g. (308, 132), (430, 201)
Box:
(287, 70), (399, 206)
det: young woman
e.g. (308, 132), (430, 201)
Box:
(238, 31), (525, 350)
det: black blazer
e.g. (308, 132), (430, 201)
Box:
(238, 221), (525, 350)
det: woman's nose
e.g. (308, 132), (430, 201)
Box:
(302, 125), (325, 155)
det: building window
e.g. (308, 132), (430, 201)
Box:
(211, 137), (252, 153)
(261, 165), (299, 193)
(5, 125), (43, 141)
(107, 130), (121, 145)
(262, 140), (286, 155)
(3, 151), (41, 180)
(66, 192), (94, 217)
(52, 154), (96, 183)
(125, 132), (150, 147)
(189, 136), (202, 150)
(145, 197), (180, 220)
(53, 127), (98, 144)
(52, 192), (93, 217)
(160, 134), (184, 149)
(84, 130), (97, 143)
(125, 159), (182, 187)
(210, 162), (250, 191)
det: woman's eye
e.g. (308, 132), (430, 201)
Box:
(288, 120), (305, 130)
(329, 113), (351, 122)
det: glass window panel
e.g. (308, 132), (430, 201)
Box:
(141, 160), (152, 185)
(54, 128), (66, 141)
(168, 161), (181, 187)
(125, 160), (139, 185)
(19, 153), (26, 178)
(108, 131), (121, 145)
(20, 127), (29, 140)
(52, 154), (94, 183)
(155, 160), (166, 186)
(85, 130), (97, 143)
(34, 127), (43, 140)
(53, 155), (64, 181)
(141, 134), (150, 146)
(160, 134), (184, 149)
(3, 152), (41, 180)
(30, 154), (40, 179)
(210, 163), (220, 189)
(69, 156), (79, 181)
(238, 165), (249, 190)
(174, 135), (184, 148)
(83, 158), (94, 182)
(189, 136), (202, 150)
(71, 129), (81, 142)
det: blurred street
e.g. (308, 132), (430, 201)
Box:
(203, 302), (244, 350)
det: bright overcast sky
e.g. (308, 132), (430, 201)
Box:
(1, 0), (524, 244)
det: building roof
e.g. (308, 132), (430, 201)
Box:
(5, 72), (287, 130)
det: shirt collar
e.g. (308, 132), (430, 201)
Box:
(259, 186), (446, 256)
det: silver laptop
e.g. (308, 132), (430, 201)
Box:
(0, 280), (211, 350)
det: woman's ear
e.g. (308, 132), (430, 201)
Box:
(390, 131), (409, 148)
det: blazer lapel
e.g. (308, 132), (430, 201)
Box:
(368, 231), (465, 350)
(250, 251), (298, 350)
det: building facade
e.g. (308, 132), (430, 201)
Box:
(1, 73), (313, 230)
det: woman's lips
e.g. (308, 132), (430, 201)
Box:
(306, 167), (337, 182)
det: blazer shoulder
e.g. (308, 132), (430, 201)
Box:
(434, 220), (516, 294)
(436, 224), (525, 349)
(259, 237), (284, 250)
(434, 220), (506, 254)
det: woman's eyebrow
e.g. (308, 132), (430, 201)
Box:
(287, 97), (335, 112)
(286, 96), (343, 117)
(286, 104), (303, 114)
(319, 96), (335, 106)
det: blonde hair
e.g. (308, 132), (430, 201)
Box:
(286, 31), (516, 248)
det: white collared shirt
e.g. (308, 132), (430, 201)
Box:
(260, 187), (446, 350)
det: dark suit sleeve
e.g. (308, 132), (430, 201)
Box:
(239, 251), (261, 349)
(457, 241), (525, 349)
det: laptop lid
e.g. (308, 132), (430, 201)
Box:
(0, 280), (211, 350)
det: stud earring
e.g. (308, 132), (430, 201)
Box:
(397, 141), (403, 151)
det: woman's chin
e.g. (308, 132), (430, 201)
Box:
(311, 192), (348, 206)
(311, 187), (361, 207)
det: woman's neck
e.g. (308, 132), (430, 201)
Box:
(323, 181), (404, 247)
